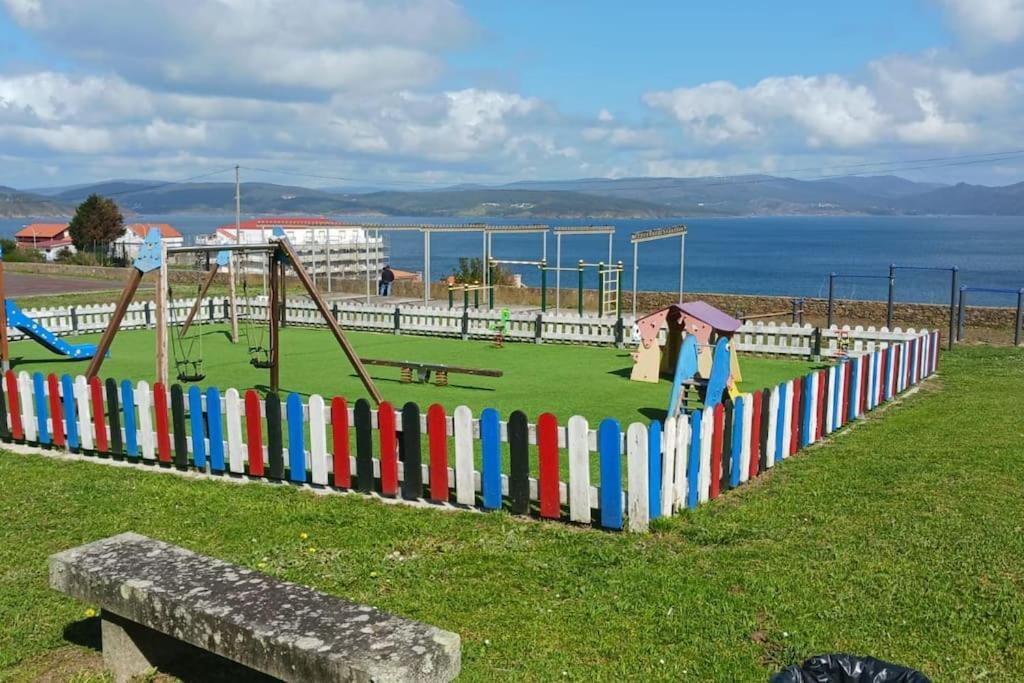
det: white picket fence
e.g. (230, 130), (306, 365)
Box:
(10, 296), (929, 355)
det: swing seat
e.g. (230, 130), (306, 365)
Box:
(175, 361), (206, 383)
(248, 346), (274, 369)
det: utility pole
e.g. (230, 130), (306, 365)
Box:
(227, 165), (240, 343)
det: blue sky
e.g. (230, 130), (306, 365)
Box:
(1, 0), (1023, 188)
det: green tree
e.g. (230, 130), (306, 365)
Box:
(68, 194), (125, 254)
(450, 257), (513, 285)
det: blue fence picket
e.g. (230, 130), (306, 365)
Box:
(480, 408), (502, 510)
(206, 386), (224, 473)
(598, 418), (623, 530)
(849, 358), (860, 422)
(648, 420), (662, 520)
(802, 374), (813, 447)
(286, 392), (306, 483)
(775, 382), (787, 463)
(188, 385), (206, 469)
(61, 374), (78, 451)
(120, 380), (138, 457)
(32, 372), (50, 446)
(730, 396), (743, 488)
(687, 410), (702, 509)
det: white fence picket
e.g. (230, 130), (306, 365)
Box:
(766, 385), (779, 466)
(308, 394), (328, 486)
(136, 380), (154, 460)
(673, 415), (689, 511)
(567, 415), (591, 523)
(75, 375), (93, 450)
(626, 423), (649, 532)
(453, 406), (475, 506)
(225, 388), (244, 473)
(659, 416), (677, 518)
(18, 371), (35, 443)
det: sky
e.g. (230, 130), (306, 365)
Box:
(2, 0), (1024, 189)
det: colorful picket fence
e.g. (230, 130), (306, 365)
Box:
(0, 330), (939, 532)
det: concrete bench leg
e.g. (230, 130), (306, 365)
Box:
(101, 610), (190, 682)
(101, 610), (275, 683)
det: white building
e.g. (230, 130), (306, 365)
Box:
(113, 223), (185, 259)
(198, 217), (386, 286)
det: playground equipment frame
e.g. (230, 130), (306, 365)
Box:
(630, 225), (687, 319)
(826, 272), (892, 328)
(552, 226), (614, 314)
(84, 230), (384, 403)
(957, 286), (1024, 346)
(888, 264), (958, 350)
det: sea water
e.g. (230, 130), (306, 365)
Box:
(2, 214), (1020, 306)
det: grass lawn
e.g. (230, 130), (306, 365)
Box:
(0, 345), (1021, 681)
(7, 323), (817, 424)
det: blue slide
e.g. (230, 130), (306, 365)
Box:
(665, 335), (699, 418)
(6, 300), (98, 360)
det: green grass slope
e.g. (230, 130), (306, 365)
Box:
(0, 346), (1021, 680)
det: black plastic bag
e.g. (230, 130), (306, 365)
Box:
(771, 653), (931, 683)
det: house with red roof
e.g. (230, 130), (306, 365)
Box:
(112, 223), (184, 259)
(14, 223), (75, 261)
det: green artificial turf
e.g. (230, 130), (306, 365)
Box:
(6, 323), (816, 424)
(0, 345), (1021, 681)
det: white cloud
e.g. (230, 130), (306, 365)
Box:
(1, 0), (472, 94)
(938, 0), (1024, 44)
(644, 75), (888, 149)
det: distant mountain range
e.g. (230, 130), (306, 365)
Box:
(5, 174), (1024, 218)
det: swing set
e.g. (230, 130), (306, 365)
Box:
(84, 228), (383, 404)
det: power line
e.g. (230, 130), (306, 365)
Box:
(239, 165), (434, 189)
(96, 167), (237, 198)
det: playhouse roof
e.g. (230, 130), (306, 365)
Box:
(672, 301), (742, 332)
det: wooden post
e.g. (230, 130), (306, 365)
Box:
(279, 261), (287, 328)
(86, 269), (146, 379)
(0, 256), (9, 372)
(268, 253), (280, 394)
(179, 263), (220, 338)
(156, 244), (168, 387)
(276, 238), (383, 404)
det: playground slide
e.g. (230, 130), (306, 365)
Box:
(665, 335), (699, 418)
(5, 300), (98, 360)
(704, 338), (732, 409)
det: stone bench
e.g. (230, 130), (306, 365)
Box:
(49, 533), (461, 682)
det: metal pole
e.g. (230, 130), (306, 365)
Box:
(423, 230), (430, 305)
(608, 232), (613, 267)
(598, 262), (604, 318)
(555, 233), (561, 313)
(365, 228), (371, 303)
(632, 241), (639, 319)
(540, 260), (548, 313)
(482, 231), (487, 292)
(957, 287), (966, 341)
(578, 260), (584, 316)
(228, 164), (240, 343)
(326, 226), (332, 294)
(949, 267), (958, 350)
(886, 264), (895, 329)
(679, 233), (685, 301)
(827, 272), (835, 328)
(1016, 289), (1023, 347)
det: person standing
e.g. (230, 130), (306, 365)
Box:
(378, 264), (395, 296)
